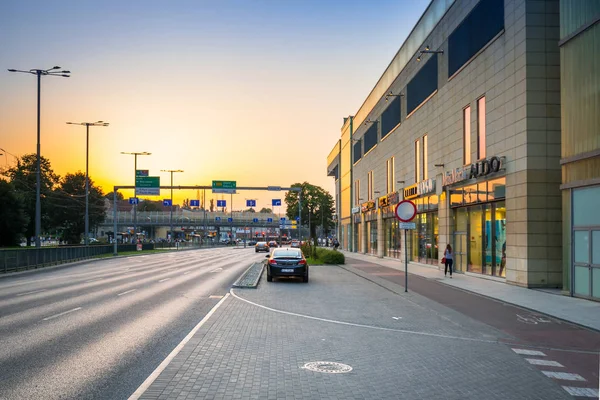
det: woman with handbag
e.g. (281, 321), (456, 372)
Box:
(443, 244), (453, 278)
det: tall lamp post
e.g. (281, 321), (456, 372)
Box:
(122, 151), (151, 240)
(66, 121), (109, 246)
(8, 66), (71, 248)
(161, 169), (184, 242)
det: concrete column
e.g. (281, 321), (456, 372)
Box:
(377, 210), (384, 258)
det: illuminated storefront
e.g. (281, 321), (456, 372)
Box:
(404, 179), (439, 265)
(378, 191), (402, 258)
(361, 200), (377, 254)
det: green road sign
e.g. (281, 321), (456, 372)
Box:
(135, 176), (160, 196)
(136, 169), (149, 177)
(212, 180), (236, 194)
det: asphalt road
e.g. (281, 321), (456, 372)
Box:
(0, 247), (265, 400)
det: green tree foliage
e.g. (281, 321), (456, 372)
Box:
(0, 180), (29, 246)
(51, 172), (105, 244)
(105, 191), (124, 201)
(259, 208), (272, 213)
(285, 182), (335, 257)
(4, 154), (61, 245)
(138, 200), (163, 212)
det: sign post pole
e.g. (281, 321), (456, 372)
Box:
(394, 199), (417, 293)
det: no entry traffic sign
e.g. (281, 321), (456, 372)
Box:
(394, 200), (417, 222)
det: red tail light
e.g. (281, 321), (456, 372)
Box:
(268, 259), (277, 266)
(298, 260), (306, 265)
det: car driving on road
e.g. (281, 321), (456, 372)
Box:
(265, 248), (309, 282)
(255, 241), (269, 252)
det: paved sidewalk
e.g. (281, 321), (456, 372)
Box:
(340, 250), (600, 332)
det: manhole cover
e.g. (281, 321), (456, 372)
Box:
(302, 361), (353, 374)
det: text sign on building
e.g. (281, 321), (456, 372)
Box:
(361, 200), (376, 213)
(351, 206), (361, 214)
(135, 176), (160, 196)
(212, 180), (236, 194)
(403, 178), (435, 200)
(442, 156), (505, 186)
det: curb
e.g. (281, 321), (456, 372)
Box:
(232, 262), (265, 289)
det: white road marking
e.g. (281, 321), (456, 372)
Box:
(230, 289), (496, 344)
(525, 359), (563, 367)
(183, 271), (191, 275)
(128, 293), (230, 400)
(209, 295), (223, 299)
(42, 307), (82, 321)
(117, 289), (137, 296)
(392, 317), (402, 320)
(210, 268), (223, 273)
(561, 387), (598, 397)
(159, 278), (170, 282)
(542, 371), (586, 381)
(16, 289), (47, 297)
(85, 278), (103, 283)
(512, 348), (546, 356)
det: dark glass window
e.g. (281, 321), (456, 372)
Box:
(407, 54), (438, 115)
(353, 140), (362, 163)
(381, 96), (401, 138)
(448, 0), (504, 77)
(363, 123), (378, 154)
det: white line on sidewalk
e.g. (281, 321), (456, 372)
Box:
(542, 371), (585, 381)
(42, 307), (82, 321)
(117, 289), (137, 296)
(128, 293), (230, 400)
(512, 348), (546, 356)
(561, 387), (598, 397)
(158, 278), (170, 282)
(16, 289), (47, 297)
(525, 359), (563, 367)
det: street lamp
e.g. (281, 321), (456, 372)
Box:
(161, 169), (184, 242)
(122, 151), (151, 239)
(67, 121), (108, 246)
(8, 66), (71, 247)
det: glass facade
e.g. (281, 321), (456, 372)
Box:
(385, 218), (402, 258)
(572, 185), (600, 300)
(411, 195), (439, 265)
(367, 221), (377, 255)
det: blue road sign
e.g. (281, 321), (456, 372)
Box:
(217, 200), (226, 208)
(190, 200), (200, 207)
(296, 217), (300, 222)
(267, 218), (273, 223)
(215, 217), (221, 222)
(246, 199), (256, 207)
(163, 199), (172, 206)
(227, 217), (233, 223)
(129, 197), (139, 205)
(253, 218), (259, 223)
(272, 199), (282, 206)
(280, 217), (286, 222)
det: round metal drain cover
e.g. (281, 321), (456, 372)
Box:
(302, 361), (353, 374)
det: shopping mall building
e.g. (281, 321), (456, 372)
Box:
(326, 0), (600, 300)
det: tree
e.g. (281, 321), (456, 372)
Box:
(285, 182), (335, 252)
(244, 208), (256, 213)
(138, 200), (163, 212)
(0, 180), (29, 246)
(209, 199), (215, 212)
(51, 172), (105, 244)
(105, 191), (124, 201)
(5, 154), (61, 245)
(259, 208), (272, 213)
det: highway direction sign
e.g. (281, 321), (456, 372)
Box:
(272, 199), (282, 206)
(212, 180), (236, 194)
(215, 217), (221, 222)
(267, 218), (273, 223)
(135, 170), (149, 177)
(246, 200), (256, 207)
(190, 200), (200, 207)
(217, 200), (226, 208)
(163, 199), (172, 206)
(253, 218), (259, 223)
(128, 197), (139, 205)
(135, 176), (160, 196)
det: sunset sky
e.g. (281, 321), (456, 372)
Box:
(0, 0), (430, 210)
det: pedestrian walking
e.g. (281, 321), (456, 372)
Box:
(443, 244), (453, 278)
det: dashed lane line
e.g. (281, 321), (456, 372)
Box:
(525, 359), (564, 367)
(84, 278), (103, 283)
(117, 289), (137, 296)
(42, 307), (82, 321)
(512, 348), (546, 356)
(16, 289), (47, 297)
(158, 278), (171, 283)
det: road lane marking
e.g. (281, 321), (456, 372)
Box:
(209, 295), (223, 299)
(210, 268), (223, 273)
(128, 293), (230, 400)
(42, 307), (82, 321)
(118, 289), (137, 296)
(16, 289), (47, 297)
(85, 278), (103, 283)
(512, 348), (546, 356)
(159, 278), (170, 282)
(542, 371), (585, 381)
(183, 271), (191, 275)
(562, 387), (598, 397)
(392, 317), (402, 320)
(525, 359), (563, 367)
(230, 289), (496, 344)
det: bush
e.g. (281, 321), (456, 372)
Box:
(315, 248), (345, 264)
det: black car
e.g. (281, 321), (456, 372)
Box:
(265, 248), (309, 282)
(248, 240), (257, 246)
(255, 241), (269, 252)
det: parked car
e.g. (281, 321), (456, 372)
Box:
(290, 240), (300, 248)
(268, 240), (278, 248)
(248, 240), (257, 246)
(265, 248), (309, 282)
(255, 241), (269, 253)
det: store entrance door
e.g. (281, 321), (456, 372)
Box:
(454, 232), (467, 273)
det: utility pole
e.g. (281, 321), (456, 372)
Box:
(122, 151), (151, 240)
(161, 169), (184, 243)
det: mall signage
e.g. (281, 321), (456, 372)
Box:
(351, 206), (361, 214)
(361, 200), (376, 212)
(443, 156), (505, 186)
(403, 178), (435, 200)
